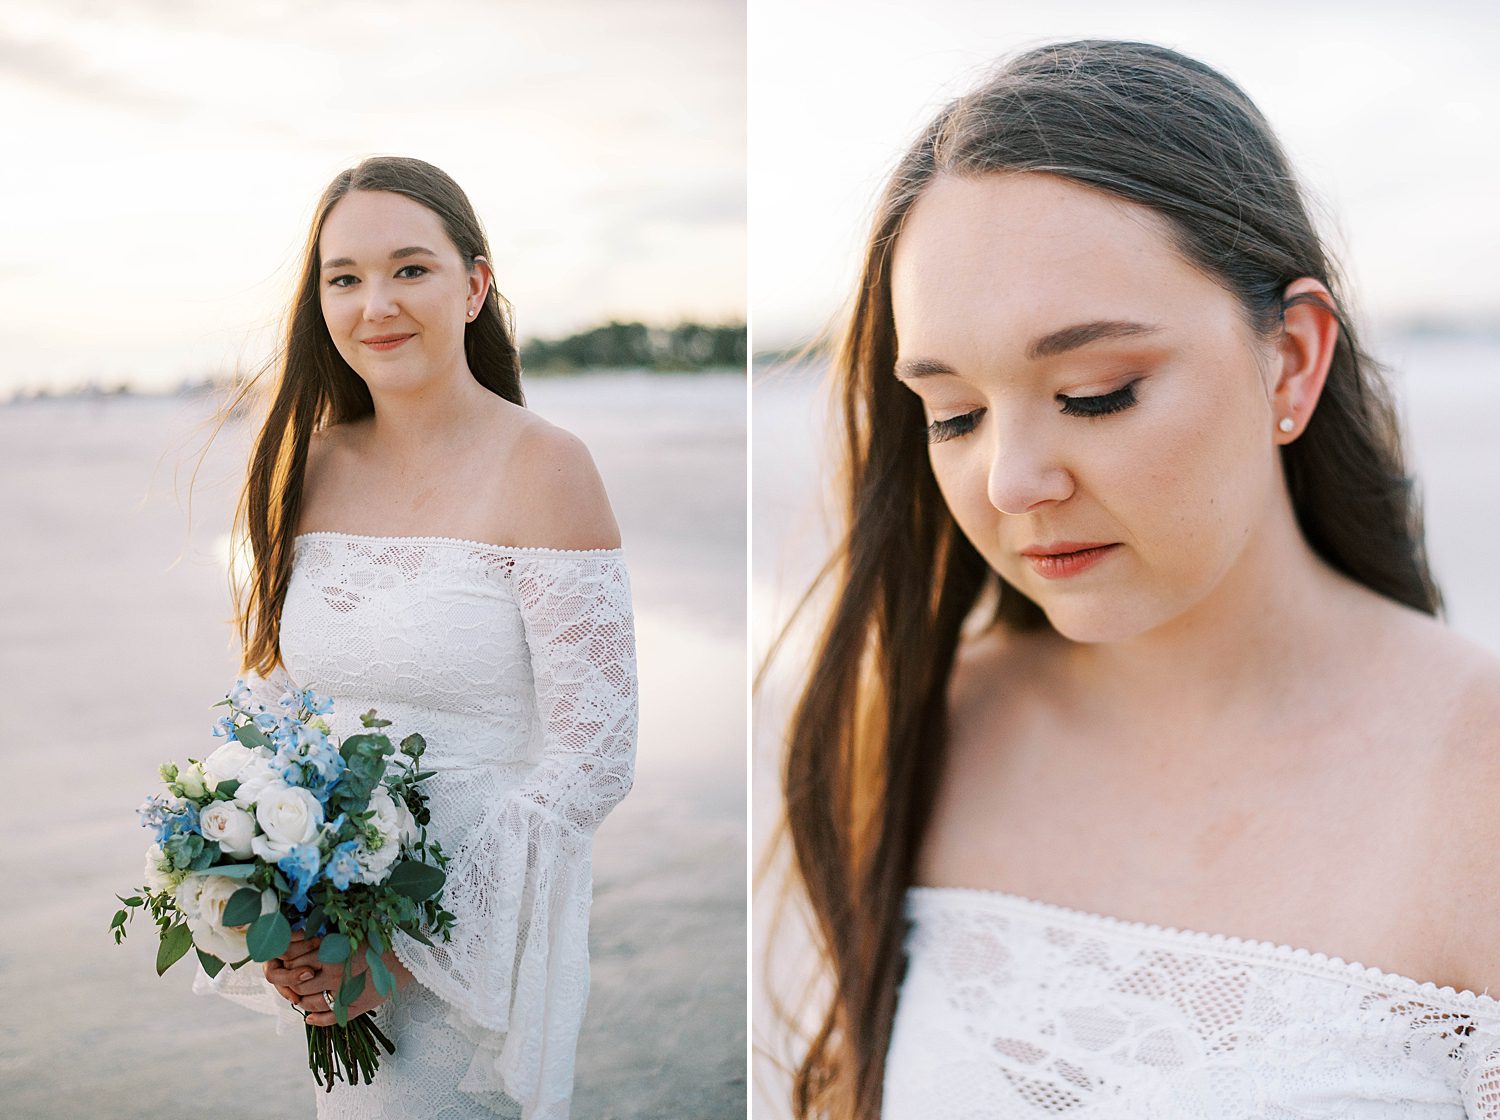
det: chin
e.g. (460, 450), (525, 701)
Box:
(1034, 597), (1165, 645)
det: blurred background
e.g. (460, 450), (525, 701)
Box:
(749, 0), (1500, 1113)
(0, 1), (746, 1117)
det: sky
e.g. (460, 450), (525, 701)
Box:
(748, 0), (1500, 351)
(0, 0), (745, 395)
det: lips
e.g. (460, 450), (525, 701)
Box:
(361, 334), (414, 345)
(1019, 541), (1115, 557)
(1020, 542), (1121, 580)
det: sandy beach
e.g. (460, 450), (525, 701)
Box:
(0, 371), (746, 1119)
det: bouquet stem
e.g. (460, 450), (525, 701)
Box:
(307, 1017), (397, 1091)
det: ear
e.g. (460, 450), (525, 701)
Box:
(1270, 277), (1340, 444)
(469, 254), (493, 302)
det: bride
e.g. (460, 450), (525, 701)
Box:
(770, 39), (1500, 1119)
(195, 155), (637, 1120)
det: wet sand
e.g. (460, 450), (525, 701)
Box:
(0, 371), (746, 1119)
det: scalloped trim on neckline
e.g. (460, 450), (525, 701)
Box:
(909, 884), (1500, 1012)
(293, 530), (624, 557)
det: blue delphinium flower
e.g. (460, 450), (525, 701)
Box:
(211, 714), (237, 739)
(276, 723), (346, 801)
(278, 843), (322, 910)
(138, 794), (200, 844)
(229, 678), (256, 710)
(300, 688), (334, 716)
(324, 840), (362, 890)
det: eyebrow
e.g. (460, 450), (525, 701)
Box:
(894, 319), (1164, 379)
(320, 246), (439, 271)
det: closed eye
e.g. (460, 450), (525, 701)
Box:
(927, 409), (985, 444)
(1057, 379), (1140, 417)
(327, 265), (430, 288)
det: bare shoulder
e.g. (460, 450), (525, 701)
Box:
(298, 422), (362, 529)
(1398, 615), (1500, 993)
(497, 413), (621, 551)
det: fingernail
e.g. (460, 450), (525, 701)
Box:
(299, 971), (313, 981)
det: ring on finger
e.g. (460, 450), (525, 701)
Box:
(323, 990), (335, 1010)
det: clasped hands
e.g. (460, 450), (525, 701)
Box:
(263, 928), (413, 1028)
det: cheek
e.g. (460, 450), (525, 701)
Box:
(927, 446), (994, 537)
(1111, 375), (1271, 570)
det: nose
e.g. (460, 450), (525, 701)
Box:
(360, 280), (400, 322)
(985, 425), (1074, 515)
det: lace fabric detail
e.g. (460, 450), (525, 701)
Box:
(191, 535), (638, 1120)
(885, 887), (1500, 1118)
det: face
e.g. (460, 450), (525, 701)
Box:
(889, 172), (1285, 644)
(317, 189), (488, 390)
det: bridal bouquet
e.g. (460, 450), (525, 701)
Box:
(110, 679), (456, 1090)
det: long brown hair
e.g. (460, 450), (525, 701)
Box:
(774, 39), (1441, 1119)
(213, 156), (524, 676)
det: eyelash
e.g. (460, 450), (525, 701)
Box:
(925, 380), (1141, 444)
(326, 265), (429, 288)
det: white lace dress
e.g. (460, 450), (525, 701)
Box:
(885, 886), (1500, 1118)
(192, 532), (638, 1120)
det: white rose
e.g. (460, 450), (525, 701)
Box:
(366, 789), (403, 846)
(395, 799), (418, 847)
(351, 789), (405, 884)
(188, 876), (275, 963)
(143, 844), (176, 894)
(232, 751), (283, 809)
(199, 801), (257, 859)
(203, 742), (254, 791)
(175, 873), (209, 920)
(255, 784), (323, 850)
(177, 762), (208, 800)
(353, 838), (400, 885)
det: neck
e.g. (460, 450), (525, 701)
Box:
(1061, 496), (1380, 749)
(360, 364), (498, 463)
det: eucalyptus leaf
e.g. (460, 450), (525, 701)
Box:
(110, 909), (127, 930)
(366, 924), (387, 956)
(196, 948), (226, 978)
(223, 887), (263, 928)
(155, 923), (193, 976)
(234, 723), (269, 749)
(211, 863), (257, 880)
(317, 932), (352, 964)
(366, 946), (394, 998)
(339, 969), (367, 1006)
(213, 778), (240, 799)
(246, 910), (291, 962)
(385, 860), (445, 902)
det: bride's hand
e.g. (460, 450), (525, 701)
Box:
(264, 930), (413, 1027)
(262, 927), (322, 1006)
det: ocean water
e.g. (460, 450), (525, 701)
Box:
(0, 371), (747, 1119)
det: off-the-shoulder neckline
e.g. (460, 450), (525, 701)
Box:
(908, 884), (1500, 1012)
(293, 530), (623, 557)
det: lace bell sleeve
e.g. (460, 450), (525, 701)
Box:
(189, 661), (306, 1033)
(1463, 1016), (1500, 1117)
(389, 550), (639, 1120)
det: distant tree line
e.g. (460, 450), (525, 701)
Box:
(520, 320), (746, 373)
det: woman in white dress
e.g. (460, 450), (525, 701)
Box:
(193, 155), (637, 1120)
(771, 40), (1500, 1118)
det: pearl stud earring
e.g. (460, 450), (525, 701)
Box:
(1278, 417), (1295, 433)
